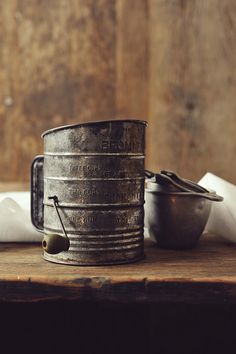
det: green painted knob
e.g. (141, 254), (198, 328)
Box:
(42, 233), (70, 254)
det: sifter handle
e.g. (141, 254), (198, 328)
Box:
(31, 155), (44, 231)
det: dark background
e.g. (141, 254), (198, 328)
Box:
(1, 302), (236, 354)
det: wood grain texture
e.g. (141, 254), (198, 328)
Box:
(116, 0), (148, 119)
(0, 182), (29, 192)
(0, 0), (236, 183)
(0, 0), (117, 181)
(1, 235), (236, 303)
(148, 0), (236, 182)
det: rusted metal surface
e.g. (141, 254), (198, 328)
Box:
(31, 155), (44, 231)
(31, 119), (147, 265)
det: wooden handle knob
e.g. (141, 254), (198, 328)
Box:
(42, 233), (70, 254)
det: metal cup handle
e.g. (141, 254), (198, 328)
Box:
(31, 155), (44, 231)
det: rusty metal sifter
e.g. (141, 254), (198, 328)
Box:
(31, 119), (147, 265)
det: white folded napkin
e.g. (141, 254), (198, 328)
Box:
(199, 173), (236, 243)
(0, 192), (42, 242)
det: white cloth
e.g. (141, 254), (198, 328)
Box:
(199, 173), (236, 243)
(0, 192), (42, 242)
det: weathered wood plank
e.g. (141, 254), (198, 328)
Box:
(0, 0), (116, 181)
(148, 0), (236, 182)
(116, 0), (148, 120)
(0, 182), (29, 192)
(0, 235), (236, 303)
(0, 0), (236, 184)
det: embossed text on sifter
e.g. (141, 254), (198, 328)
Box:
(31, 119), (147, 265)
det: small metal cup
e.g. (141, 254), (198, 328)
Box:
(144, 173), (223, 249)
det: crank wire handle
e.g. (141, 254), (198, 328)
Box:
(42, 195), (70, 254)
(48, 195), (69, 240)
(48, 195), (59, 204)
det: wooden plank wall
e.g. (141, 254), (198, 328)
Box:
(148, 0), (236, 183)
(0, 0), (235, 183)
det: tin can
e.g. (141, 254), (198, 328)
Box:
(31, 119), (147, 265)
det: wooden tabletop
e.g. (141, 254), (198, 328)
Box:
(0, 235), (236, 303)
(1, 182), (236, 304)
